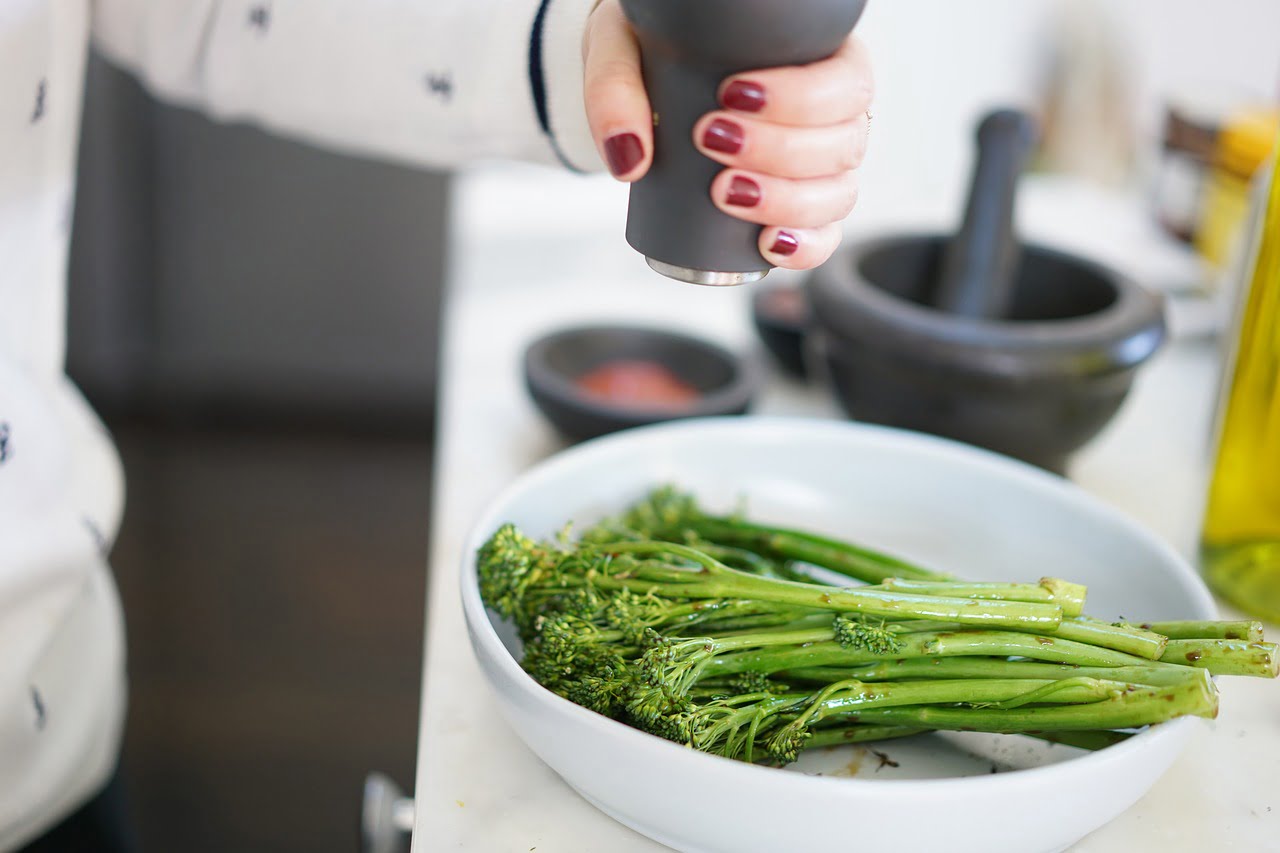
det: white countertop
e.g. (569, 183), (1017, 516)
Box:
(410, 184), (1278, 851)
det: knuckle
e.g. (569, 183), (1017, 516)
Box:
(843, 175), (861, 214)
(832, 127), (858, 172)
(774, 128), (802, 169)
(825, 174), (858, 219)
(848, 125), (868, 169)
(588, 59), (637, 94)
(853, 82), (875, 113)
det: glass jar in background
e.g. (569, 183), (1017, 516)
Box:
(1201, 136), (1280, 623)
(1153, 92), (1230, 245)
(1193, 108), (1279, 271)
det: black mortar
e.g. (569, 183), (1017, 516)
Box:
(807, 109), (1166, 473)
(807, 235), (1167, 473)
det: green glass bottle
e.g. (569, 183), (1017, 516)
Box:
(1201, 138), (1280, 622)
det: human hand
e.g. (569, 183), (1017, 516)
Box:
(582, 0), (874, 270)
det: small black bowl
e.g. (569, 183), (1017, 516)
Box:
(524, 324), (759, 443)
(751, 284), (812, 379)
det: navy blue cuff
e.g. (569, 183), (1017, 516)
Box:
(528, 0), (586, 172)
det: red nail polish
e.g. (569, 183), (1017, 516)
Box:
(702, 118), (745, 155)
(725, 176), (762, 208)
(771, 231), (800, 257)
(604, 132), (644, 177)
(722, 80), (766, 113)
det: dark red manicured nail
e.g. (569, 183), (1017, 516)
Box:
(770, 231), (800, 257)
(722, 80), (766, 113)
(702, 118), (745, 155)
(604, 132), (644, 177)
(725, 175), (762, 207)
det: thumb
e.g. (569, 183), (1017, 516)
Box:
(583, 1), (653, 181)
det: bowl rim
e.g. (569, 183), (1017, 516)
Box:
(807, 233), (1168, 381)
(523, 323), (760, 421)
(460, 417), (1215, 793)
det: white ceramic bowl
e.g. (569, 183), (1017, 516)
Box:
(461, 418), (1216, 853)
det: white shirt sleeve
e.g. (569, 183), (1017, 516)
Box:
(0, 359), (126, 851)
(89, 0), (605, 172)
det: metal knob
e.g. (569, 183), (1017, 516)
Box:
(361, 772), (414, 853)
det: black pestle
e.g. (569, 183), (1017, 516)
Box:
(620, 0), (868, 287)
(933, 109), (1040, 319)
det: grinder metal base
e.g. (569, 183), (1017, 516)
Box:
(645, 258), (769, 287)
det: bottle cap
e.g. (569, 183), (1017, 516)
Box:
(1216, 109), (1280, 181)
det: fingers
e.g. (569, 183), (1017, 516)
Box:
(718, 35), (874, 127)
(693, 111), (868, 179)
(710, 169), (859, 229)
(583, 1), (652, 181)
(760, 225), (843, 270)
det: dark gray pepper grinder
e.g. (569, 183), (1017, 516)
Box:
(619, 0), (869, 286)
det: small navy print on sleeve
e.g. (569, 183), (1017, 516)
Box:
(0, 422), (11, 463)
(30, 80), (46, 123)
(83, 516), (108, 554)
(248, 4), (270, 32)
(425, 72), (454, 103)
(31, 686), (46, 731)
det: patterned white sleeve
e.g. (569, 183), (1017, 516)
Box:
(0, 357), (126, 851)
(4, 0), (609, 844)
(90, 0), (604, 172)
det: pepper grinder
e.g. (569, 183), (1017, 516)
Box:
(620, 0), (869, 286)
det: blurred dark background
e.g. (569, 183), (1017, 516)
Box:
(65, 53), (447, 852)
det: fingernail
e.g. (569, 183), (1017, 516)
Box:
(725, 176), (762, 208)
(721, 80), (766, 113)
(770, 231), (800, 257)
(702, 118), (744, 155)
(604, 132), (644, 177)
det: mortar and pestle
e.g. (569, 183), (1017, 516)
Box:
(808, 110), (1167, 473)
(620, 0), (869, 285)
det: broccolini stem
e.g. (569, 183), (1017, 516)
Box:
(760, 677), (1139, 763)
(709, 613), (838, 639)
(593, 542), (1063, 629)
(685, 542), (784, 576)
(674, 518), (946, 584)
(782, 659), (1195, 687)
(800, 725), (928, 750)
(877, 616), (1167, 660)
(1128, 620), (1265, 642)
(1023, 729), (1136, 750)
(879, 578), (1086, 617)
(828, 669), (1218, 732)
(802, 725), (1134, 753)
(799, 677), (1128, 728)
(1159, 639), (1280, 677)
(1043, 617), (1168, 660)
(705, 629), (1151, 678)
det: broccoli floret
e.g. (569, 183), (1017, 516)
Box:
(834, 615), (903, 655)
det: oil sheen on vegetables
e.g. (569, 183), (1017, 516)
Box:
(1201, 141), (1280, 623)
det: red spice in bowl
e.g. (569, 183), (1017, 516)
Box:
(575, 360), (701, 411)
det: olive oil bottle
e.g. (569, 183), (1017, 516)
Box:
(1201, 138), (1280, 622)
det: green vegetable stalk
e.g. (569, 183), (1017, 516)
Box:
(477, 486), (1275, 770)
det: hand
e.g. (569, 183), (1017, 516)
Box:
(582, 0), (874, 271)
